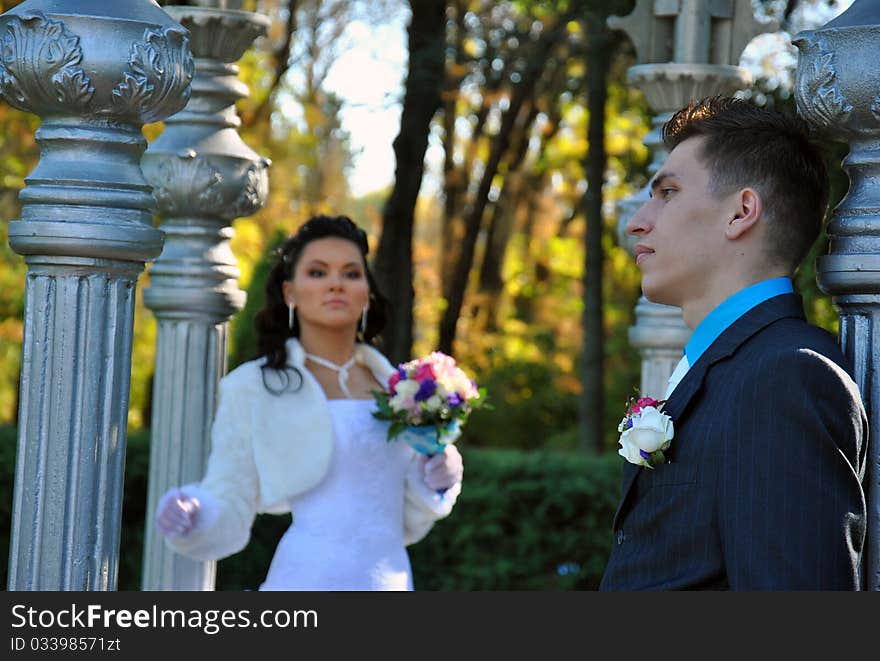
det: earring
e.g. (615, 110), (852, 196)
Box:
(360, 306), (368, 335)
(288, 303), (295, 330)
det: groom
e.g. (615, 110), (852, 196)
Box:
(600, 97), (868, 590)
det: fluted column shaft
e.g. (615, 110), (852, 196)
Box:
(837, 304), (880, 590)
(144, 315), (227, 590)
(794, 0), (880, 589)
(628, 298), (692, 400)
(0, 0), (193, 590)
(140, 6), (270, 591)
(11, 258), (141, 590)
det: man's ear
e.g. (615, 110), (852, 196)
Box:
(725, 188), (762, 240)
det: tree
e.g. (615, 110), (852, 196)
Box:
(437, 0), (589, 356)
(373, 0), (447, 364)
(579, 10), (611, 453)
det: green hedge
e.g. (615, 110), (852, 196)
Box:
(0, 426), (620, 590)
(409, 447), (619, 590)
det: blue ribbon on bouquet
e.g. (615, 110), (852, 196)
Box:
(397, 421), (461, 495)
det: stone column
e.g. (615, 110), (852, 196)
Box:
(793, 0), (880, 591)
(140, 5), (270, 591)
(0, 0), (193, 590)
(608, 0), (775, 399)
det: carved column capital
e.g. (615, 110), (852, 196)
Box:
(794, 4), (880, 299)
(141, 7), (269, 321)
(0, 0), (195, 266)
(0, 4), (193, 124)
(147, 149), (271, 221)
(167, 5), (270, 63)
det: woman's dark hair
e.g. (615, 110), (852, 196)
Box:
(254, 214), (389, 393)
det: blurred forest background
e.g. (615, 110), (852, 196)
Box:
(0, 0), (855, 588)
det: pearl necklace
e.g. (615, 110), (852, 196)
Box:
(304, 352), (357, 398)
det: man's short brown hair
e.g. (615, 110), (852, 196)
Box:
(663, 96), (830, 273)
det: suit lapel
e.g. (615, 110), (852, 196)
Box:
(662, 295), (805, 418)
(611, 294), (806, 531)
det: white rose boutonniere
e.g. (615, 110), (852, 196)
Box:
(617, 395), (674, 468)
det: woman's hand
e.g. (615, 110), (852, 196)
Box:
(421, 444), (464, 491)
(155, 487), (200, 538)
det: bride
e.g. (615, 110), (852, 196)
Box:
(155, 215), (464, 590)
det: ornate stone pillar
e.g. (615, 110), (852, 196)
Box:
(0, 0), (193, 590)
(608, 0), (775, 399)
(140, 5), (270, 591)
(793, 0), (880, 591)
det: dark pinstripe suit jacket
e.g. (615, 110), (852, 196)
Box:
(600, 294), (868, 590)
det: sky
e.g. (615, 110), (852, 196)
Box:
(322, 0), (856, 198)
(321, 15), (408, 197)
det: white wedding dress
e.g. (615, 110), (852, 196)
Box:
(259, 398), (416, 590)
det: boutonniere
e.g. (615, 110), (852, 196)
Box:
(617, 395), (674, 468)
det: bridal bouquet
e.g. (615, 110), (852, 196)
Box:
(372, 352), (486, 455)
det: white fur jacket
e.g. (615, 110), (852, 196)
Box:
(165, 338), (462, 561)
